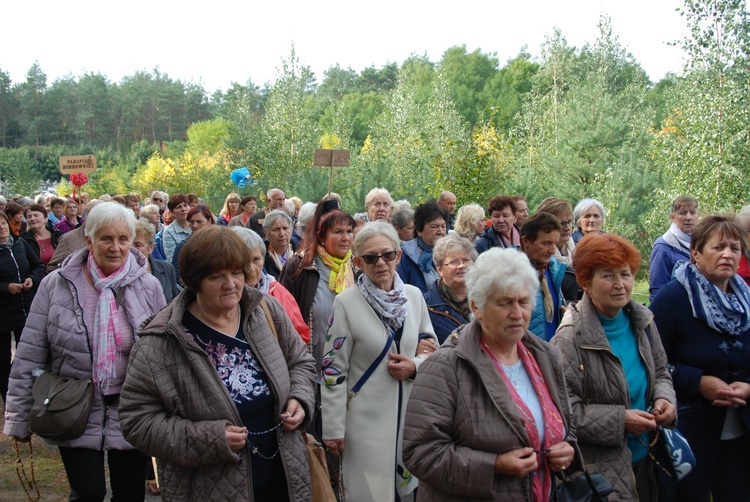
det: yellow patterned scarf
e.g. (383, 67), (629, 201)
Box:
(317, 246), (354, 294)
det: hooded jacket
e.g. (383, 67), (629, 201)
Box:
(551, 295), (676, 501)
(3, 248), (166, 449)
(118, 286), (316, 502)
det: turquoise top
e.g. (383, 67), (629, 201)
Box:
(598, 310), (649, 462)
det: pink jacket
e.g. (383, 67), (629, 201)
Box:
(3, 248), (166, 450)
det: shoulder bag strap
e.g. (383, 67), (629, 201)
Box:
(259, 297), (279, 342)
(347, 328), (393, 409)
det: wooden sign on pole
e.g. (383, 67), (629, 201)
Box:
(313, 149), (350, 197)
(59, 155), (97, 175)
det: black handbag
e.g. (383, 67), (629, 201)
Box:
(29, 371), (94, 441)
(556, 469), (613, 502)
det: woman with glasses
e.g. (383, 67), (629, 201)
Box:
(397, 200), (449, 293)
(423, 234), (476, 345)
(322, 221), (437, 502)
(536, 197), (581, 303)
(217, 192), (242, 226)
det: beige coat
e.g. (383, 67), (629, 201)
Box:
(551, 295), (676, 501)
(119, 286), (316, 501)
(403, 320), (576, 501)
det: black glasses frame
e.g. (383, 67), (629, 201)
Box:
(360, 251), (398, 265)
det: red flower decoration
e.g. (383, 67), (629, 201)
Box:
(70, 172), (89, 187)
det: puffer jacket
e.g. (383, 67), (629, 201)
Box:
(118, 286), (316, 502)
(550, 295), (676, 501)
(403, 320), (577, 501)
(3, 248), (166, 449)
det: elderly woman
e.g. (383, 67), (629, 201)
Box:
(453, 202), (486, 243)
(263, 209), (298, 279)
(571, 198), (605, 244)
(322, 221), (437, 501)
(392, 208), (415, 243)
(650, 215), (750, 502)
(423, 233), (476, 345)
(403, 248), (575, 501)
(21, 203), (62, 265)
(552, 233), (676, 501)
(536, 197), (580, 303)
(364, 187), (394, 223)
(3, 202), (166, 501)
(230, 226), (311, 345)
(738, 205), (750, 286)
(162, 193), (191, 265)
(139, 203), (164, 233)
(119, 226), (316, 501)
(649, 196), (700, 301)
(475, 195), (520, 254)
(280, 206), (356, 372)
(397, 200), (449, 293)
(132, 220), (180, 304)
(53, 199), (83, 234)
(217, 192), (242, 226)
(0, 212), (45, 404)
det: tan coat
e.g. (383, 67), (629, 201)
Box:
(551, 295), (676, 501)
(403, 320), (576, 501)
(119, 286), (316, 501)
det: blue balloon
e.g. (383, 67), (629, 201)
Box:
(231, 168), (255, 188)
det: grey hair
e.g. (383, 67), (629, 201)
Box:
(267, 188), (284, 200)
(364, 187), (393, 210)
(297, 202), (317, 235)
(454, 203), (485, 240)
(84, 201), (137, 241)
(230, 227), (266, 257)
(262, 209), (292, 232)
(354, 221), (400, 255)
(134, 220), (156, 245)
(737, 205), (750, 232)
(283, 199), (296, 216)
(433, 233), (477, 266)
(0, 195), (6, 204)
(466, 248), (538, 312)
(393, 199), (412, 213)
(139, 204), (160, 219)
(573, 198), (606, 227)
(391, 209), (414, 230)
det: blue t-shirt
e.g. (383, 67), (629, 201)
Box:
(598, 310), (649, 462)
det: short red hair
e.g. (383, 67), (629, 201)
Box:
(573, 233), (641, 289)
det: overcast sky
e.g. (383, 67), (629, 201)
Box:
(2, 0), (687, 93)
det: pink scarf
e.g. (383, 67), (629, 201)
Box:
(482, 338), (565, 502)
(87, 252), (131, 394)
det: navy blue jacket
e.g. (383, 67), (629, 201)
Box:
(423, 281), (469, 345)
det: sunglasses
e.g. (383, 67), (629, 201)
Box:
(360, 251), (398, 265)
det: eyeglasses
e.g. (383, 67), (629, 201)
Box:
(443, 259), (473, 269)
(153, 198), (163, 202)
(560, 220), (573, 228)
(360, 251), (398, 265)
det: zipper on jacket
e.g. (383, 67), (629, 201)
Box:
(579, 345), (632, 408)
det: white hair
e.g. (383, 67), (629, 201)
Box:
(354, 221), (400, 255)
(573, 198), (606, 227)
(84, 201), (137, 241)
(262, 209), (292, 232)
(466, 248), (538, 311)
(230, 227), (266, 257)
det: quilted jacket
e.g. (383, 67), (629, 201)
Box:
(550, 295), (676, 501)
(119, 286), (316, 502)
(3, 248), (166, 450)
(403, 320), (577, 501)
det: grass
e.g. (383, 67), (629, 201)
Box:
(0, 411), (69, 501)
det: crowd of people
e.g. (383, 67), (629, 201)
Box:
(0, 186), (749, 502)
